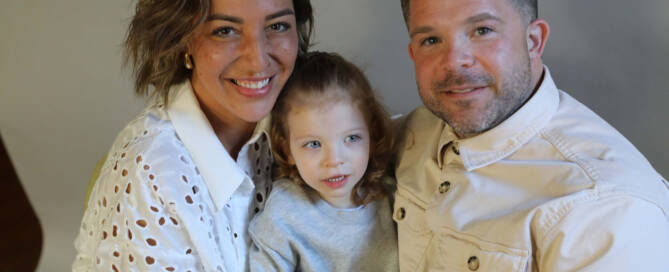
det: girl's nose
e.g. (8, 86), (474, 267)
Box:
(323, 145), (345, 168)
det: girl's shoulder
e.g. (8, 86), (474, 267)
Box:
(263, 179), (314, 213)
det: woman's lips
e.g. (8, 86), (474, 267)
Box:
(322, 175), (349, 189)
(229, 77), (273, 98)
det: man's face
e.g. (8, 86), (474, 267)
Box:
(408, 0), (534, 138)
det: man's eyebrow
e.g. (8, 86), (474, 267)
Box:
(409, 26), (434, 38)
(205, 9), (295, 23)
(465, 13), (504, 25)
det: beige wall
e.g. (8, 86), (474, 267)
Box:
(1, 0), (667, 270)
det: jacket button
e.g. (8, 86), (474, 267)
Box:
(396, 207), (406, 220)
(467, 256), (479, 271)
(452, 144), (460, 155)
(439, 181), (451, 194)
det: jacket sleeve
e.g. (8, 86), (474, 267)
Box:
(535, 194), (669, 271)
(73, 131), (224, 272)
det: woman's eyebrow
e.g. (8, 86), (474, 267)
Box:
(206, 13), (242, 23)
(205, 9), (294, 23)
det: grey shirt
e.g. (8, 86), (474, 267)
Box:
(248, 179), (399, 272)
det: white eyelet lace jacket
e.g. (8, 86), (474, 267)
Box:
(73, 82), (273, 272)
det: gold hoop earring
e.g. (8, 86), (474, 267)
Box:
(184, 53), (193, 70)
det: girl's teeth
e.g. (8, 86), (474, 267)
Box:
(232, 78), (270, 89)
(326, 176), (345, 183)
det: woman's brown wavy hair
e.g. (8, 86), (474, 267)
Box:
(124, 0), (313, 100)
(270, 52), (394, 206)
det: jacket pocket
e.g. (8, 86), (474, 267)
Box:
(430, 228), (529, 272)
(394, 191), (432, 272)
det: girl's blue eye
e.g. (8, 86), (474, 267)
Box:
(304, 141), (321, 149)
(345, 135), (361, 143)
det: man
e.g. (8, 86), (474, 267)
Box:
(393, 0), (669, 271)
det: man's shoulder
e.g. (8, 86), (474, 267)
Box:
(541, 90), (657, 179)
(394, 106), (444, 148)
(536, 90), (668, 211)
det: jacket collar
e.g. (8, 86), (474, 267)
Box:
(438, 67), (560, 171)
(167, 81), (270, 211)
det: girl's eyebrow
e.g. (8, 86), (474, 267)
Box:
(206, 9), (295, 23)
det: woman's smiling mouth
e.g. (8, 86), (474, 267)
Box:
(229, 77), (273, 98)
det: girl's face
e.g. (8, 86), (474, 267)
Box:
(188, 0), (299, 126)
(286, 95), (370, 208)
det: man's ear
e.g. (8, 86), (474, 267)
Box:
(408, 43), (415, 61)
(526, 19), (550, 60)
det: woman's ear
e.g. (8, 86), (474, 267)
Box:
(526, 19), (550, 60)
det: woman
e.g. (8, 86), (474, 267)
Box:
(73, 0), (313, 271)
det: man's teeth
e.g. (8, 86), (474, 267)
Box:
(450, 88), (474, 93)
(325, 176), (345, 183)
(232, 78), (270, 89)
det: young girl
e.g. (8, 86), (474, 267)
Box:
(248, 52), (399, 271)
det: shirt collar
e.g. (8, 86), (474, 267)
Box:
(166, 81), (271, 211)
(451, 66), (560, 171)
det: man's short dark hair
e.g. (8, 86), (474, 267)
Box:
(400, 0), (538, 27)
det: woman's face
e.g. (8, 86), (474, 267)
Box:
(188, 0), (298, 125)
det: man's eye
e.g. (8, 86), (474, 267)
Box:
(345, 135), (362, 143)
(304, 141), (321, 149)
(212, 27), (236, 37)
(474, 27), (493, 36)
(268, 22), (290, 32)
(420, 37), (440, 46)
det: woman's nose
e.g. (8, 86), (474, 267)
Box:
(240, 32), (270, 72)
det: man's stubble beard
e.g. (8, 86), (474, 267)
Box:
(420, 57), (533, 139)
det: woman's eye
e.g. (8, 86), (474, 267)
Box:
(212, 27), (236, 37)
(474, 26), (493, 36)
(420, 36), (440, 46)
(268, 22), (290, 32)
(304, 141), (321, 149)
(345, 135), (361, 143)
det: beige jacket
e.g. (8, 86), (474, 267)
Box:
(394, 69), (669, 271)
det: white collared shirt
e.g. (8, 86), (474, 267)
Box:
(394, 68), (669, 271)
(73, 82), (273, 272)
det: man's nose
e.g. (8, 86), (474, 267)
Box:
(441, 40), (475, 70)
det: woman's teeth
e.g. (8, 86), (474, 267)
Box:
(325, 176), (345, 183)
(232, 78), (270, 89)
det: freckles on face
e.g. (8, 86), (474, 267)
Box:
(187, 0), (299, 126)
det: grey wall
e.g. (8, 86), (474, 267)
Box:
(1, 0), (666, 270)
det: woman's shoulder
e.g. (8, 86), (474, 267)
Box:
(112, 102), (175, 148)
(93, 101), (205, 214)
